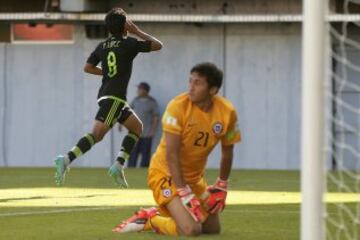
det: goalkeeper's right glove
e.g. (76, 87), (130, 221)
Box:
(176, 185), (204, 223)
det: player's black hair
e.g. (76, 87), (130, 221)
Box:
(105, 8), (126, 38)
(190, 62), (223, 90)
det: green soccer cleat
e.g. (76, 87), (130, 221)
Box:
(54, 155), (69, 186)
(108, 162), (128, 188)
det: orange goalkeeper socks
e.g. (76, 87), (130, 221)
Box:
(148, 215), (178, 236)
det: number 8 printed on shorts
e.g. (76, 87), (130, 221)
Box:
(107, 51), (117, 78)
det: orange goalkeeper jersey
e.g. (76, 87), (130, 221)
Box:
(149, 93), (241, 184)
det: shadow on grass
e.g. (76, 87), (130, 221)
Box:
(0, 168), (301, 192)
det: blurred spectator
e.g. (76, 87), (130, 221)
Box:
(126, 82), (160, 167)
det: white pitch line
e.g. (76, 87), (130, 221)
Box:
(0, 207), (338, 217)
(0, 207), (297, 217)
(0, 207), (298, 217)
(228, 209), (299, 214)
(0, 206), (120, 217)
(229, 209), (339, 215)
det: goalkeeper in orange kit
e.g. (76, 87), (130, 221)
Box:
(112, 62), (241, 236)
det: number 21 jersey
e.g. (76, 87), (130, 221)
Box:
(149, 93), (241, 184)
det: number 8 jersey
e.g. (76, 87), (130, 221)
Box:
(86, 36), (151, 100)
(149, 93), (241, 184)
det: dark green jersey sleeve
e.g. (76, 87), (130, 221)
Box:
(128, 37), (151, 54)
(86, 43), (102, 66)
(136, 40), (152, 53)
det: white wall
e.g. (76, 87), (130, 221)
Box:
(0, 23), (305, 169)
(210, 24), (302, 169)
(0, 27), (112, 167)
(333, 48), (360, 170)
(0, 43), (5, 166)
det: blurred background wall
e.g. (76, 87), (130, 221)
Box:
(0, 0), (358, 169)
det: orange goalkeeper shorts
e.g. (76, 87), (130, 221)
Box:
(147, 167), (209, 219)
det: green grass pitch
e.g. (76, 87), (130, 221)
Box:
(0, 168), (358, 239)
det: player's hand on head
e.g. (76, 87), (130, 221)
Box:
(177, 185), (205, 223)
(125, 19), (138, 34)
(202, 178), (228, 214)
(118, 8), (126, 15)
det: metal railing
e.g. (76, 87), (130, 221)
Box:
(0, 13), (359, 23)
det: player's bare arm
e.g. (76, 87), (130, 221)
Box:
(83, 63), (103, 76)
(165, 132), (185, 187)
(219, 144), (234, 180)
(126, 19), (163, 51)
(165, 131), (205, 223)
(202, 144), (234, 216)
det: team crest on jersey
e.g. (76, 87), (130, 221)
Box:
(162, 188), (172, 198)
(212, 122), (223, 134)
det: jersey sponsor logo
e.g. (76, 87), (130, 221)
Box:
(162, 188), (172, 198)
(212, 122), (223, 134)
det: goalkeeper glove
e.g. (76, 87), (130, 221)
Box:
(177, 185), (205, 223)
(203, 178), (228, 214)
(108, 161), (128, 188)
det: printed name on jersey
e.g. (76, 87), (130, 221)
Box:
(212, 122), (223, 134)
(102, 40), (121, 49)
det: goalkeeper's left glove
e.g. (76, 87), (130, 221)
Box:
(108, 161), (128, 188)
(202, 178), (228, 215)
